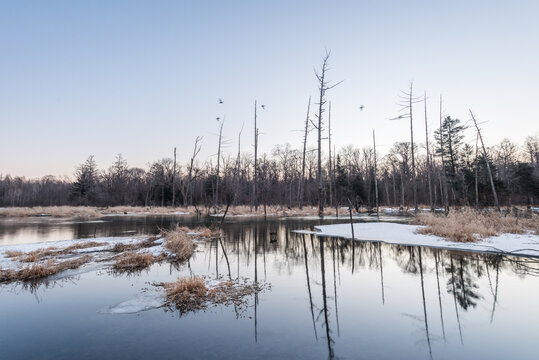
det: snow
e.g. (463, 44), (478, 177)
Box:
(0, 236), (150, 270)
(295, 222), (539, 258)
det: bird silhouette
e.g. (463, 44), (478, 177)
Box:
(216, 117), (220, 121)
(219, 98), (224, 104)
(261, 105), (266, 109)
(359, 105), (365, 111)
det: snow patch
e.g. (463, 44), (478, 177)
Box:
(297, 222), (539, 258)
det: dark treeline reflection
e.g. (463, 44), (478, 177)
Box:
(211, 219), (539, 360)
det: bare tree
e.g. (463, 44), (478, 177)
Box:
(424, 93), (433, 210)
(439, 95), (449, 213)
(373, 130), (379, 216)
(253, 101), (259, 211)
(215, 118), (225, 206)
(186, 136), (203, 206)
(470, 110), (500, 212)
(172, 147), (177, 207)
(313, 51), (342, 217)
(298, 96), (311, 209)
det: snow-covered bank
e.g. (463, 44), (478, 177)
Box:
(295, 222), (539, 258)
(0, 236), (151, 271)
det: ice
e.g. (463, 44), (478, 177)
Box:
(100, 291), (165, 314)
(295, 222), (539, 258)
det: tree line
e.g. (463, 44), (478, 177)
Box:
(1, 133), (537, 210)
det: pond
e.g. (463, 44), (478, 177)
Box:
(1, 215), (538, 359)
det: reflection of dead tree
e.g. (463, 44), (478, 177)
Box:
(302, 234), (318, 341)
(418, 248), (433, 359)
(254, 226), (258, 343)
(434, 251), (446, 342)
(332, 238), (340, 336)
(485, 255), (501, 324)
(378, 242), (385, 304)
(319, 238), (335, 359)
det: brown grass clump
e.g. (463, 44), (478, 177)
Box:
(4, 250), (24, 258)
(162, 226), (196, 261)
(161, 276), (265, 315)
(163, 276), (209, 312)
(112, 252), (157, 272)
(0, 256), (91, 283)
(413, 208), (538, 242)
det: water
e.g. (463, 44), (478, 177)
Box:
(1, 216), (538, 359)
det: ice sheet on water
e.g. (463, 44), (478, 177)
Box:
(302, 222), (539, 258)
(100, 291), (165, 314)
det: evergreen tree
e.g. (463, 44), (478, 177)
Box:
(71, 156), (99, 205)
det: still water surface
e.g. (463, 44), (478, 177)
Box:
(1, 216), (538, 359)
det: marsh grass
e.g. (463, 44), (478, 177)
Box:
(161, 276), (265, 315)
(0, 206), (195, 218)
(112, 252), (158, 273)
(6, 242), (106, 262)
(0, 204), (357, 219)
(162, 226), (197, 261)
(0, 255), (91, 283)
(110, 236), (159, 253)
(413, 208), (538, 242)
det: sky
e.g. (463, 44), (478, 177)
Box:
(1, 0), (538, 178)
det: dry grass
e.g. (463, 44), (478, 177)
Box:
(162, 226), (196, 261)
(0, 204), (375, 219)
(0, 206), (196, 218)
(161, 276), (265, 315)
(112, 252), (157, 272)
(5, 242), (105, 263)
(110, 237), (158, 253)
(413, 208), (539, 242)
(0, 256), (91, 283)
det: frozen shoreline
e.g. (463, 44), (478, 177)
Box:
(294, 222), (539, 258)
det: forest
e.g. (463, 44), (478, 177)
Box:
(1, 131), (537, 211)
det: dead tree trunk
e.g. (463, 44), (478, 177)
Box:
(328, 101), (334, 209)
(172, 147), (176, 207)
(439, 95), (449, 214)
(314, 51), (342, 217)
(299, 96), (311, 209)
(470, 110), (500, 212)
(253, 100), (259, 212)
(475, 133), (479, 209)
(233, 124), (244, 205)
(424, 93), (433, 210)
(408, 83), (418, 213)
(215, 119), (224, 206)
(187, 136), (202, 206)
(373, 130), (379, 217)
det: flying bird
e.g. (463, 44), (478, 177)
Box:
(261, 104), (266, 109)
(359, 105), (365, 111)
(216, 117), (220, 121)
(219, 98), (224, 104)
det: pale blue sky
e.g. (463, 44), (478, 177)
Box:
(1, 1), (538, 178)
